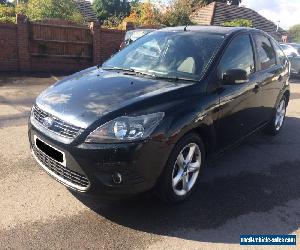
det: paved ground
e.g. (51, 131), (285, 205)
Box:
(0, 73), (299, 249)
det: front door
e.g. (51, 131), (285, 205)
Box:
(215, 33), (262, 148)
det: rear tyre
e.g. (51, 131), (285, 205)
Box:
(264, 96), (287, 135)
(156, 133), (205, 203)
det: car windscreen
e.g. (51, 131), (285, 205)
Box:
(103, 31), (225, 81)
(124, 31), (134, 41)
(130, 30), (152, 41)
(280, 44), (290, 50)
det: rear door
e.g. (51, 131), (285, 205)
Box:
(252, 33), (284, 122)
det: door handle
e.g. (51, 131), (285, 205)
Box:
(253, 84), (262, 92)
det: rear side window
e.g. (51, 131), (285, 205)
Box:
(254, 35), (276, 70)
(219, 34), (255, 75)
(273, 42), (288, 66)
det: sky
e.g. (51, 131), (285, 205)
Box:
(241, 0), (300, 29)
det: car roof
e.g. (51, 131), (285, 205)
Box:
(128, 29), (156, 33)
(287, 43), (300, 46)
(158, 25), (257, 36)
(280, 44), (294, 48)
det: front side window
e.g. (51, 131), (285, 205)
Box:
(103, 31), (225, 81)
(219, 34), (255, 75)
(254, 35), (276, 70)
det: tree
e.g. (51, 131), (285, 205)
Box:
(26, 0), (83, 23)
(289, 24), (300, 43)
(93, 0), (130, 22)
(139, 2), (160, 26)
(0, 4), (15, 23)
(122, 1), (161, 28)
(160, 0), (194, 27)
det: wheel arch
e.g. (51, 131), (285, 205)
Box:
(283, 89), (290, 105)
(167, 113), (218, 158)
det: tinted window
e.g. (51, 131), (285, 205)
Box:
(254, 35), (276, 70)
(273, 42), (287, 66)
(219, 34), (255, 75)
(103, 31), (224, 81)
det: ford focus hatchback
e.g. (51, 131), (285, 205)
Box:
(29, 26), (290, 203)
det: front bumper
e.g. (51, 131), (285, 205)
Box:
(28, 122), (172, 196)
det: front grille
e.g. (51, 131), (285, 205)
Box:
(33, 146), (90, 190)
(33, 105), (82, 139)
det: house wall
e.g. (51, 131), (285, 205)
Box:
(0, 15), (125, 73)
(191, 2), (287, 42)
(190, 2), (216, 25)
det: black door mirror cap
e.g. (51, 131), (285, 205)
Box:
(222, 69), (249, 85)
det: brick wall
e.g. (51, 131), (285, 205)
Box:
(0, 23), (18, 71)
(95, 28), (125, 64)
(0, 15), (125, 73)
(190, 2), (215, 25)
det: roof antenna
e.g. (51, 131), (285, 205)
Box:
(184, 25), (188, 31)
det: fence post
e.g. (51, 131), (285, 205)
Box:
(16, 14), (31, 72)
(90, 22), (101, 66)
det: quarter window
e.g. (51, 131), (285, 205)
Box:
(254, 35), (276, 70)
(219, 34), (255, 76)
(273, 42), (287, 66)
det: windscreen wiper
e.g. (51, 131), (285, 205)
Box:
(152, 75), (199, 83)
(102, 67), (198, 82)
(102, 67), (155, 77)
(102, 66), (135, 72)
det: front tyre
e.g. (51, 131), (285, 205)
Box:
(156, 133), (205, 203)
(265, 96), (287, 135)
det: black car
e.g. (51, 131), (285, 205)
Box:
(29, 26), (290, 203)
(120, 29), (156, 49)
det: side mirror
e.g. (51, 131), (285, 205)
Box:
(222, 69), (248, 85)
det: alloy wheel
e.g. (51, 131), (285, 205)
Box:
(171, 143), (201, 196)
(275, 99), (286, 131)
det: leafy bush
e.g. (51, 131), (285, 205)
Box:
(93, 0), (130, 22)
(160, 0), (194, 27)
(102, 15), (123, 29)
(27, 0), (84, 24)
(222, 19), (253, 27)
(289, 24), (300, 43)
(0, 16), (15, 24)
(15, 3), (27, 15)
(0, 5), (15, 23)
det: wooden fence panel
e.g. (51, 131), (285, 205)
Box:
(28, 22), (93, 72)
(31, 23), (92, 44)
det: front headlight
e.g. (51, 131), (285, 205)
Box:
(85, 112), (164, 143)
